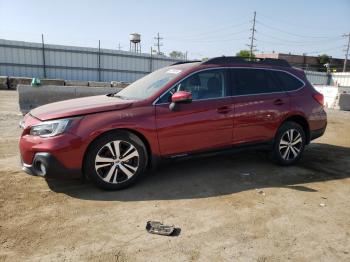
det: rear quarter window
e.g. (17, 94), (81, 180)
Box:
(273, 71), (304, 91)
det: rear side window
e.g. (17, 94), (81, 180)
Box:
(231, 69), (283, 95)
(272, 71), (304, 91)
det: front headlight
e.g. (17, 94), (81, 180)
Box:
(30, 119), (71, 137)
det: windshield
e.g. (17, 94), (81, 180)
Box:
(116, 67), (182, 100)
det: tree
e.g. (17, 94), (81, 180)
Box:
(318, 54), (330, 65)
(317, 54), (331, 72)
(169, 51), (185, 59)
(236, 50), (255, 58)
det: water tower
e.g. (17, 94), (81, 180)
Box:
(129, 33), (141, 53)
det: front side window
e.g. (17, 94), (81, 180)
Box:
(158, 69), (227, 103)
(231, 68), (283, 95)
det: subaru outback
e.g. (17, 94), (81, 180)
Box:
(19, 57), (327, 190)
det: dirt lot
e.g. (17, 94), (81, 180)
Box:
(0, 90), (349, 261)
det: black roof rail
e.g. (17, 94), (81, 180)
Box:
(171, 60), (201, 66)
(202, 56), (291, 67)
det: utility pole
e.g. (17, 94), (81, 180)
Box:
(98, 40), (101, 82)
(41, 34), (47, 78)
(149, 47), (153, 72)
(154, 32), (163, 54)
(342, 33), (350, 72)
(247, 11), (257, 59)
(118, 42), (122, 50)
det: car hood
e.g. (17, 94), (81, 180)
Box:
(30, 95), (135, 121)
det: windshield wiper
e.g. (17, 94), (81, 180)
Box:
(106, 93), (125, 99)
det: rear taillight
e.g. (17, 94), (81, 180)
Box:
(313, 92), (324, 106)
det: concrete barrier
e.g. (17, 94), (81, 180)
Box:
(8, 77), (32, 89)
(41, 79), (65, 86)
(18, 85), (121, 114)
(88, 81), (111, 87)
(0, 76), (8, 89)
(111, 81), (129, 88)
(338, 93), (350, 111)
(313, 85), (339, 108)
(65, 80), (89, 86)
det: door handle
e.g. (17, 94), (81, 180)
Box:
(217, 106), (232, 114)
(273, 99), (285, 106)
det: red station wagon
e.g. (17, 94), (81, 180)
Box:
(19, 57), (327, 190)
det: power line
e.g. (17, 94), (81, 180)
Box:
(258, 32), (343, 45)
(171, 37), (246, 44)
(256, 21), (341, 39)
(154, 32), (163, 54)
(304, 45), (344, 54)
(146, 12), (343, 58)
(343, 33), (350, 72)
(167, 20), (250, 40)
(257, 12), (344, 32)
(247, 11), (257, 58)
(167, 28), (247, 42)
(167, 30), (247, 43)
(258, 39), (344, 48)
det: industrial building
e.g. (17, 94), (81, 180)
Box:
(255, 52), (349, 72)
(0, 38), (180, 83)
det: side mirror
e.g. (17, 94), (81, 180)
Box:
(169, 91), (192, 111)
(171, 91), (192, 103)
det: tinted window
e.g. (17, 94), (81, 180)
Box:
(158, 69), (227, 103)
(273, 71), (304, 91)
(231, 69), (282, 95)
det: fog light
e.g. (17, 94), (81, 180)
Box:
(35, 160), (47, 177)
(39, 163), (47, 176)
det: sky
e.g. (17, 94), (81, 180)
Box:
(0, 0), (349, 59)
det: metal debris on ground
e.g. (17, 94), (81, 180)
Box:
(319, 203), (326, 207)
(146, 221), (180, 236)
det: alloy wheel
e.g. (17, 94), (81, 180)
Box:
(279, 129), (303, 161)
(94, 140), (139, 184)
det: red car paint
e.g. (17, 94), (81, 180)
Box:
(19, 61), (327, 177)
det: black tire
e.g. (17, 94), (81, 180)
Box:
(84, 130), (148, 190)
(272, 121), (306, 165)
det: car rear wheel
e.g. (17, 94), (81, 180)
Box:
(272, 121), (306, 165)
(84, 131), (148, 190)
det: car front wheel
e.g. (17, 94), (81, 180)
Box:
(84, 131), (148, 190)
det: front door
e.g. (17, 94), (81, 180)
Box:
(155, 69), (234, 156)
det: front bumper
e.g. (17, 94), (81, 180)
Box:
(19, 114), (88, 179)
(21, 152), (81, 178)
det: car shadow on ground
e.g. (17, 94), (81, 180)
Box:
(46, 143), (350, 201)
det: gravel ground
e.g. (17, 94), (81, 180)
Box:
(0, 90), (349, 262)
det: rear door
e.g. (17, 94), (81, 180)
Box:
(155, 68), (234, 156)
(231, 68), (290, 144)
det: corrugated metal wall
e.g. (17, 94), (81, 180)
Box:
(305, 70), (350, 87)
(0, 39), (180, 82)
(305, 71), (330, 85)
(332, 72), (350, 87)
